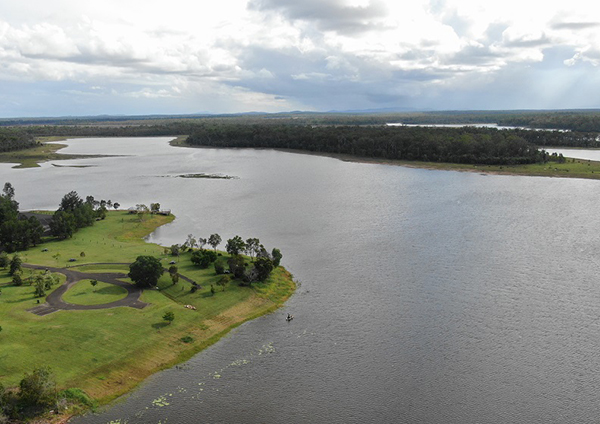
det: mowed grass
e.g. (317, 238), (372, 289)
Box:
(62, 280), (128, 305)
(0, 211), (295, 403)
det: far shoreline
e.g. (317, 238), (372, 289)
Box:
(171, 139), (600, 181)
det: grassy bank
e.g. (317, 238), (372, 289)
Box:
(0, 211), (295, 406)
(0, 137), (109, 168)
(269, 148), (600, 180)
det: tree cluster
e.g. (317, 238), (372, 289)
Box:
(49, 193), (110, 239)
(0, 183), (43, 252)
(1, 367), (58, 421)
(223, 235), (282, 284)
(0, 128), (37, 153)
(186, 124), (548, 165)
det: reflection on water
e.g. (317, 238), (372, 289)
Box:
(4, 138), (600, 423)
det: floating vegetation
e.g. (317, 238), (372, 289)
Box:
(258, 342), (275, 355)
(230, 358), (250, 366)
(175, 173), (239, 179)
(151, 395), (171, 407)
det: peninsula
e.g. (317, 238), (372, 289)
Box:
(0, 207), (295, 422)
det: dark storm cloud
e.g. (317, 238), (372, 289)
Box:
(248, 0), (389, 34)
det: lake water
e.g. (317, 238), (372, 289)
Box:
(5, 138), (600, 423)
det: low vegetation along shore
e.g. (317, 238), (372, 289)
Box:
(0, 208), (295, 422)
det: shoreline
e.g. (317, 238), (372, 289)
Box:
(0, 211), (295, 423)
(172, 140), (600, 181)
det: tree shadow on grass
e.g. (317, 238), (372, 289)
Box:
(152, 322), (169, 330)
(96, 285), (126, 295)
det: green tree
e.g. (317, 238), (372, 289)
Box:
(34, 278), (46, 297)
(272, 248), (282, 267)
(216, 275), (230, 291)
(227, 255), (246, 280)
(184, 234), (197, 250)
(59, 191), (83, 212)
(135, 204), (149, 221)
(170, 244), (181, 257)
(90, 279), (98, 291)
(254, 257), (274, 281)
(163, 311), (175, 325)
(226, 236), (246, 256)
(18, 366), (57, 409)
(171, 273), (179, 285)
(191, 249), (217, 268)
(245, 238), (260, 261)
(9, 255), (21, 276)
(168, 265), (178, 276)
(0, 252), (8, 269)
(128, 256), (164, 288)
(150, 202), (161, 213)
(49, 210), (76, 239)
(208, 233), (221, 252)
(12, 271), (23, 286)
(214, 259), (226, 275)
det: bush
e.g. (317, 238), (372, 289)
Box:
(19, 367), (57, 409)
(59, 388), (96, 408)
(191, 249), (217, 269)
(214, 259), (226, 275)
(227, 255), (246, 280)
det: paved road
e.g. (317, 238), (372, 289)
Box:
(24, 263), (149, 316)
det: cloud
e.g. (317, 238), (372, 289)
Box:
(552, 21), (600, 30)
(248, 0), (389, 34)
(0, 0), (600, 116)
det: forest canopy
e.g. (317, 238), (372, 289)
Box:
(186, 124), (550, 165)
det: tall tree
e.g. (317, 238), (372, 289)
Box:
(208, 233), (221, 252)
(128, 256), (164, 288)
(226, 236), (246, 256)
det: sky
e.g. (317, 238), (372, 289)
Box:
(1, 0), (600, 117)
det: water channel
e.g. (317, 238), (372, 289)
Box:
(4, 137), (600, 423)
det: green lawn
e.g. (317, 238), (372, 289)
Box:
(0, 211), (295, 404)
(62, 280), (128, 305)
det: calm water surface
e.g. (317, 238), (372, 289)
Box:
(5, 138), (600, 423)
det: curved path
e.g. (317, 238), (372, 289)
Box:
(24, 263), (150, 316)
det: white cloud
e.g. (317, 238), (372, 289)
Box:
(0, 0), (599, 115)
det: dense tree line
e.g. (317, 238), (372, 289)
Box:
(0, 183), (43, 252)
(186, 124), (549, 165)
(50, 192), (107, 239)
(0, 128), (37, 152)
(4, 111), (600, 154)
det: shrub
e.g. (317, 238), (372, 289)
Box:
(214, 259), (226, 275)
(191, 249), (217, 269)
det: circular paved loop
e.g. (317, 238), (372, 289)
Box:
(24, 263), (150, 315)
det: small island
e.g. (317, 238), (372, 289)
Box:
(0, 187), (295, 423)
